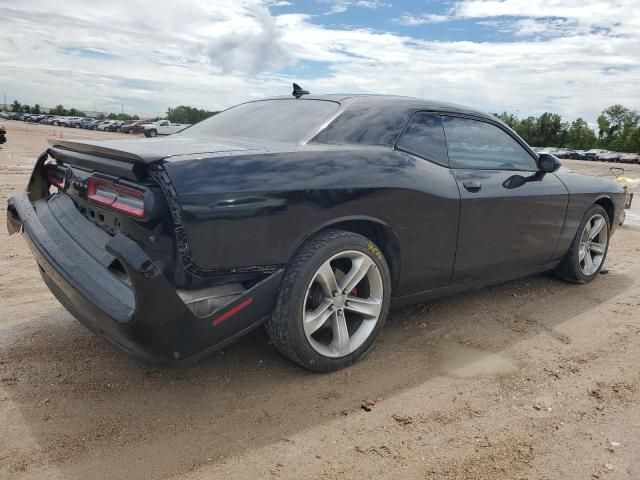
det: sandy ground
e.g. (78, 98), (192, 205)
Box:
(1, 119), (639, 480)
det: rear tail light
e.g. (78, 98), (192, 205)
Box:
(87, 177), (146, 219)
(45, 163), (66, 189)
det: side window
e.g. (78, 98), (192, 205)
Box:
(160, 121), (169, 127)
(397, 113), (448, 166)
(442, 116), (537, 171)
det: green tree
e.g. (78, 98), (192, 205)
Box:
(565, 118), (597, 149)
(597, 104), (640, 151)
(535, 112), (567, 147)
(32, 104), (41, 114)
(50, 104), (67, 115)
(22, 104), (31, 113)
(11, 100), (21, 112)
(493, 111), (519, 130)
(166, 105), (218, 124)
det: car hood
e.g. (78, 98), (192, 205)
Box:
(47, 136), (278, 164)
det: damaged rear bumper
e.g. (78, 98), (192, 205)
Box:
(7, 191), (282, 364)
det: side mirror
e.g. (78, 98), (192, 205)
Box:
(538, 153), (561, 173)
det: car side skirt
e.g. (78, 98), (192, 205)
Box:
(391, 261), (561, 308)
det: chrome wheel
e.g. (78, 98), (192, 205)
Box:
(579, 213), (608, 276)
(302, 250), (383, 358)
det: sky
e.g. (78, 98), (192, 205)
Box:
(0, 0), (638, 121)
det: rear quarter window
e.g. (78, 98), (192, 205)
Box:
(396, 113), (448, 166)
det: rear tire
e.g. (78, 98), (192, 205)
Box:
(555, 204), (610, 284)
(266, 230), (392, 372)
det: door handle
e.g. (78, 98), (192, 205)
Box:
(463, 180), (482, 192)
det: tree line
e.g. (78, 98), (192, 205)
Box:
(3, 100), (218, 124)
(494, 104), (640, 152)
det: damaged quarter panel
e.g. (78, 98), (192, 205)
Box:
(162, 146), (461, 296)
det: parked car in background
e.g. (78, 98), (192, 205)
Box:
(620, 153), (640, 164)
(105, 121), (122, 132)
(77, 118), (96, 129)
(143, 120), (191, 137)
(84, 119), (103, 129)
(96, 120), (117, 131)
(116, 120), (134, 133)
(59, 117), (84, 128)
(107, 120), (134, 132)
(51, 116), (68, 126)
(585, 149), (606, 160)
(7, 92), (626, 371)
(597, 151), (621, 162)
(122, 120), (150, 134)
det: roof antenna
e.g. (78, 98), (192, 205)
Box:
(292, 83), (309, 99)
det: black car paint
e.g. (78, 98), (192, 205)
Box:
(6, 95), (626, 363)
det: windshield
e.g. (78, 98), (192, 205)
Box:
(180, 99), (340, 143)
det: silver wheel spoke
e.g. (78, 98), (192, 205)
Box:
(583, 250), (594, 272)
(578, 213), (608, 276)
(339, 256), (373, 294)
(304, 299), (334, 336)
(589, 217), (605, 240)
(302, 249), (385, 359)
(345, 296), (382, 318)
(315, 262), (339, 297)
(330, 313), (350, 356)
(578, 244), (587, 262)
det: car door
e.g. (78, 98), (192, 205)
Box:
(442, 115), (569, 284)
(158, 121), (170, 134)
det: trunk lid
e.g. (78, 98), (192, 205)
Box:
(47, 136), (266, 164)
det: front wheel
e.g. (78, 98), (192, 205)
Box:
(555, 204), (610, 283)
(266, 230), (392, 372)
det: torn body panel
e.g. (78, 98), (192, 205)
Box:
(8, 190), (282, 364)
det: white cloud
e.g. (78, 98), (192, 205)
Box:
(205, 5), (294, 74)
(394, 13), (450, 25)
(323, 0), (391, 15)
(0, 0), (638, 122)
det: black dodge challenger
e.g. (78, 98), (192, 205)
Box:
(7, 90), (626, 371)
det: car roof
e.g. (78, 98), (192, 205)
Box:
(252, 94), (502, 147)
(264, 94), (495, 120)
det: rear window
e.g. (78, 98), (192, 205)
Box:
(181, 99), (340, 143)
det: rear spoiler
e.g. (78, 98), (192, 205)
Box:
(47, 138), (165, 164)
(48, 147), (148, 181)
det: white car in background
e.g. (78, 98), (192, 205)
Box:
(143, 120), (191, 137)
(96, 120), (117, 131)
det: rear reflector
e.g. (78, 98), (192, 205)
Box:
(211, 297), (254, 326)
(87, 177), (146, 218)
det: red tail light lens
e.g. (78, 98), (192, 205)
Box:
(45, 163), (66, 189)
(87, 177), (146, 219)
